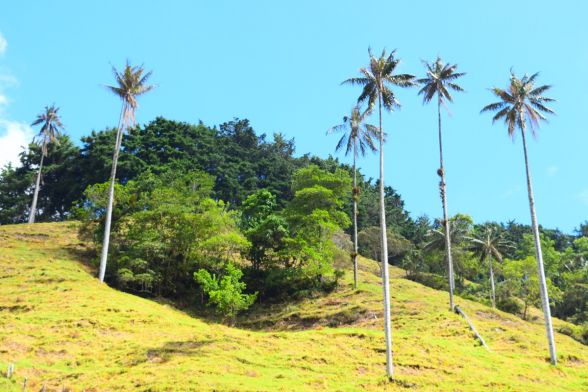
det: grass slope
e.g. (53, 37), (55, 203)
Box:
(0, 222), (586, 391)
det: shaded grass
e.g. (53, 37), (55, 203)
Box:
(0, 222), (586, 391)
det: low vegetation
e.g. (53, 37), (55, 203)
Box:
(0, 222), (586, 391)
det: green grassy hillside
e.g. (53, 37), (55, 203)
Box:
(0, 222), (586, 391)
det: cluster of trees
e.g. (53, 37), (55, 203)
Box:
(76, 164), (353, 319)
(2, 53), (586, 378)
(397, 215), (587, 339)
(3, 105), (584, 330)
(0, 105), (420, 320)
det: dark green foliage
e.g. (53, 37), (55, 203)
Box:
(0, 135), (81, 223)
(3, 111), (586, 326)
(496, 296), (523, 314)
(0, 163), (32, 224)
(240, 166), (352, 301)
(358, 226), (413, 265)
(240, 190), (289, 271)
(405, 272), (449, 291)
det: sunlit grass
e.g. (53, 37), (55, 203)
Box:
(0, 222), (586, 391)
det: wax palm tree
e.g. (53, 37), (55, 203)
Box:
(417, 57), (465, 310)
(328, 105), (378, 289)
(343, 48), (415, 379)
(467, 228), (514, 308)
(424, 221), (468, 253)
(98, 61), (155, 283)
(28, 105), (64, 224)
(481, 71), (557, 365)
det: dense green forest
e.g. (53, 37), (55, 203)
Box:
(1, 115), (586, 341)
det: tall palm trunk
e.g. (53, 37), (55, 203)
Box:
(352, 143), (359, 289)
(520, 121), (557, 365)
(378, 94), (394, 379)
(437, 97), (455, 310)
(28, 147), (45, 224)
(487, 252), (496, 308)
(98, 105), (126, 282)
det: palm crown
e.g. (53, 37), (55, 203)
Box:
(328, 106), (378, 158)
(343, 48), (416, 111)
(417, 57), (465, 105)
(481, 72), (555, 137)
(31, 104), (64, 156)
(467, 228), (513, 263)
(106, 61), (155, 126)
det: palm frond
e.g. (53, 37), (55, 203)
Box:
(480, 101), (506, 113)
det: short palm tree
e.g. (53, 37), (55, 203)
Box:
(424, 221), (468, 253)
(328, 105), (378, 289)
(481, 71), (557, 365)
(467, 228), (513, 308)
(343, 48), (415, 379)
(417, 57), (465, 310)
(28, 105), (64, 224)
(98, 61), (155, 283)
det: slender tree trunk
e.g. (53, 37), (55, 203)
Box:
(520, 123), (557, 365)
(98, 105), (127, 282)
(437, 98), (455, 310)
(378, 94), (394, 379)
(352, 144), (359, 289)
(488, 252), (496, 308)
(28, 148), (45, 224)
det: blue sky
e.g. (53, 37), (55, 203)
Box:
(0, 1), (587, 232)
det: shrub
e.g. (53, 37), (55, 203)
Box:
(406, 272), (448, 291)
(496, 296), (522, 315)
(195, 263), (257, 319)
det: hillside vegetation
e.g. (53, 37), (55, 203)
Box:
(0, 222), (586, 391)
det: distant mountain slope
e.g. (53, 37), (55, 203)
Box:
(0, 222), (586, 391)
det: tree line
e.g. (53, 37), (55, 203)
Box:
(1, 53), (586, 379)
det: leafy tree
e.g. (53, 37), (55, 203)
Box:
(0, 163), (31, 224)
(240, 190), (289, 271)
(501, 257), (562, 321)
(482, 71), (557, 364)
(0, 135), (80, 224)
(467, 227), (514, 308)
(556, 244), (588, 323)
(358, 226), (412, 267)
(328, 106), (378, 288)
(29, 105), (65, 223)
(575, 221), (588, 238)
(195, 262), (257, 320)
(99, 61), (155, 283)
(80, 170), (249, 299)
(424, 214), (473, 285)
(516, 233), (563, 279)
(287, 165), (351, 229)
(266, 165), (351, 297)
(343, 48), (415, 379)
(417, 57), (465, 310)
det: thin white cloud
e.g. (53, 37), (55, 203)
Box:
(0, 32), (6, 56)
(0, 33), (32, 168)
(547, 165), (558, 177)
(0, 120), (32, 168)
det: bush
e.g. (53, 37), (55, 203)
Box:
(556, 323), (588, 346)
(496, 296), (522, 315)
(195, 263), (257, 319)
(406, 272), (448, 291)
